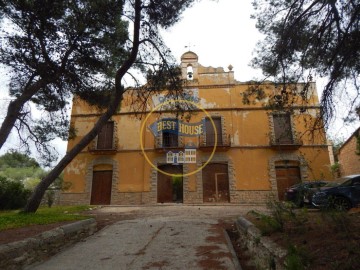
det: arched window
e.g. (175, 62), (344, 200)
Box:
(187, 65), (193, 80)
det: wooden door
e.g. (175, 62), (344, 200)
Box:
(157, 165), (183, 203)
(97, 122), (114, 149)
(205, 117), (222, 146)
(90, 171), (112, 205)
(202, 163), (229, 203)
(275, 166), (301, 200)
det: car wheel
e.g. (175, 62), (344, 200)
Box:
(334, 197), (352, 211)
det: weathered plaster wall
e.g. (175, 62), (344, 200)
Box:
(61, 51), (332, 205)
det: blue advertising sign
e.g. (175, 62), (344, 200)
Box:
(149, 118), (205, 137)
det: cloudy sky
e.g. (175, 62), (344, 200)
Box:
(161, 0), (263, 81)
(0, 0), (358, 162)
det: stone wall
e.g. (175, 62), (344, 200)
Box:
(0, 219), (97, 270)
(231, 190), (273, 204)
(236, 216), (287, 270)
(60, 192), (89, 205)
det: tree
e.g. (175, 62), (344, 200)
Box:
(0, 0), (129, 164)
(0, 150), (40, 168)
(0, 0), (196, 213)
(251, 0), (360, 127)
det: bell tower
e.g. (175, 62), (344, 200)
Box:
(181, 51), (199, 81)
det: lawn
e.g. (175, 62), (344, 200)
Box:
(0, 205), (91, 231)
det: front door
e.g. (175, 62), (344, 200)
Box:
(157, 165), (183, 203)
(202, 163), (230, 203)
(90, 171), (112, 205)
(275, 166), (301, 200)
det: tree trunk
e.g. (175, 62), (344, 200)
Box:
(23, 0), (142, 213)
(0, 80), (45, 150)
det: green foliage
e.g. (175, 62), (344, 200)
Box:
(0, 0), (129, 161)
(0, 176), (31, 210)
(285, 244), (311, 270)
(330, 162), (341, 175)
(0, 205), (90, 231)
(320, 209), (351, 235)
(0, 151), (39, 169)
(249, 196), (309, 235)
(0, 151), (46, 183)
(45, 190), (55, 208)
(251, 0), (360, 126)
(0, 167), (45, 182)
(242, 84), (266, 105)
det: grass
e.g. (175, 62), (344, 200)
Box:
(0, 205), (91, 231)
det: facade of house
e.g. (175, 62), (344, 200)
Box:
(61, 51), (332, 205)
(338, 127), (360, 176)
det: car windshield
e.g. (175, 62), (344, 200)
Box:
(324, 182), (341, 187)
(326, 178), (353, 187)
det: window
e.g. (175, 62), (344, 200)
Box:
(97, 122), (114, 149)
(178, 151), (184, 163)
(166, 151), (174, 163)
(205, 117), (222, 146)
(273, 114), (293, 144)
(185, 149), (196, 163)
(162, 131), (178, 148)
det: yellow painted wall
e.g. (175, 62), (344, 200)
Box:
(63, 51), (332, 203)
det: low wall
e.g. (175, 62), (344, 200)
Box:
(0, 218), (97, 270)
(236, 216), (287, 270)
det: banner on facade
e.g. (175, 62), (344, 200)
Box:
(149, 118), (205, 137)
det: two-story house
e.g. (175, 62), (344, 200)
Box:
(60, 51), (332, 205)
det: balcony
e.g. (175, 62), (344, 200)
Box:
(269, 136), (303, 150)
(154, 136), (184, 152)
(198, 134), (231, 151)
(88, 140), (117, 155)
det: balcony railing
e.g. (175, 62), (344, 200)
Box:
(88, 140), (117, 154)
(199, 134), (231, 151)
(154, 137), (184, 151)
(269, 135), (303, 150)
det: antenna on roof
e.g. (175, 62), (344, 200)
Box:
(185, 44), (195, 52)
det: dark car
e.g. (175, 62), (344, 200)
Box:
(312, 174), (360, 211)
(284, 181), (329, 207)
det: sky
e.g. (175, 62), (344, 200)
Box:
(161, 0), (263, 82)
(0, 0), (359, 162)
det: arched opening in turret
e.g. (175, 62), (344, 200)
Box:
(187, 65), (194, 80)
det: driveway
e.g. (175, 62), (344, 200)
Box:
(27, 205), (266, 270)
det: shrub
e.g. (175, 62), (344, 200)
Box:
(285, 244), (311, 270)
(0, 176), (31, 210)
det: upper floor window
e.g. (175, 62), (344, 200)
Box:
(163, 131), (178, 148)
(205, 117), (222, 146)
(273, 114), (293, 144)
(97, 122), (114, 149)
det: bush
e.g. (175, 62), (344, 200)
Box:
(0, 176), (31, 210)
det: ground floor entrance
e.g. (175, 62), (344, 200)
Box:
(275, 165), (301, 201)
(90, 170), (112, 205)
(202, 163), (230, 203)
(157, 165), (183, 203)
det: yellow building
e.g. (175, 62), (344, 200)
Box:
(61, 51), (332, 205)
